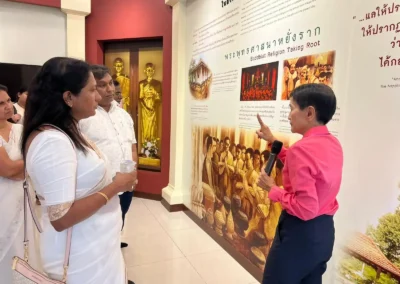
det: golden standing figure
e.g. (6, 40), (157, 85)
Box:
(139, 63), (162, 142)
(112, 58), (130, 111)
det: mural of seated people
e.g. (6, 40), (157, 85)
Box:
(191, 126), (288, 271)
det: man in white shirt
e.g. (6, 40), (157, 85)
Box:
(79, 65), (138, 255)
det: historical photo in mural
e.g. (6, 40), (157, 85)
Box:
(191, 126), (285, 270)
(281, 51), (336, 100)
(336, 200), (400, 284)
(240, 61), (279, 101)
(189, 58), (212, 100)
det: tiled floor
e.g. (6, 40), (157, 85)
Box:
(122, 198), (259, 284)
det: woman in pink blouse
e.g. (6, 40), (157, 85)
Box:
(257, 83), (343, 284)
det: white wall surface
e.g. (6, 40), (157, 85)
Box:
(0, 1), (66, 66)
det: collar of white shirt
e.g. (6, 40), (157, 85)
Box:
(98, 100), (120, 113)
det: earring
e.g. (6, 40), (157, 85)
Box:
(67, 102), (72, 107)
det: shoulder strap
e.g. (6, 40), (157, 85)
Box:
(24, 123), (76, 278)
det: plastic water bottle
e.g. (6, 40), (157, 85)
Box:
(120, 160), (137, 173)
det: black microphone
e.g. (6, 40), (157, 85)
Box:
(264, 140), (283, 176)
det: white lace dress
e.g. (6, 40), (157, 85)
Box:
(0, 124), (39, 283)
(26, 130), (126, 284)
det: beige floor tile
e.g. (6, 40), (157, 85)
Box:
(187, 250), (258, 284)
(168, 227), (222, 256)
(123, 229), (184, 267)
(127, 258), (206, 284)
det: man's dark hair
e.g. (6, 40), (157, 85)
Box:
(0, 84), (8, 92)
(113, 80), (120, 87)
(291, 83), (336, 125)
(91, 65), (110, 80)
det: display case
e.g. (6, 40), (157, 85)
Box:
(104, 39), (163, 171)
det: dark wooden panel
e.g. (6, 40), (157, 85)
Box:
(0, 62), (40, 101)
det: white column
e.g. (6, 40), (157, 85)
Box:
(61, 0), (91, 60)
(162, 0), (187, 206)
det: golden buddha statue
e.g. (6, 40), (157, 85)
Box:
(139, 63), (162, 142)
(112, 58), (130, 111)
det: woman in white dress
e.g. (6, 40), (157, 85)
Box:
(21, 57), (137, 284)
(0, 85), (39, 283)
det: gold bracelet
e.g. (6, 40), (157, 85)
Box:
(96, 192), (109, 204)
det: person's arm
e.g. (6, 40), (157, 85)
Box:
(268, 146), (319, 221)
(52, 178), (133, 232)
(0, 146), (24, 178)
(27, 131), (135, 232)
(8, 170), (25, 181)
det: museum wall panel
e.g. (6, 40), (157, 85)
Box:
(174, 0), (400, 282)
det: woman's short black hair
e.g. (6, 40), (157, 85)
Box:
(291, 83), (336, 125)
(21, 57), (91, 156)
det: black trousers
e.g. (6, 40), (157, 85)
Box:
(119, 191), (134, 230)
(262, 211), (335, 284)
